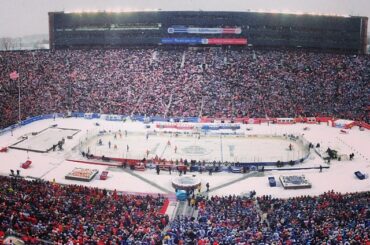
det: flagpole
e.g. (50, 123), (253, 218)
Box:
(18, 78), (21, 124)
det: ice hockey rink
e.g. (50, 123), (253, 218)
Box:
(0, 116), (369, 199)
(79, 131), (306, 163)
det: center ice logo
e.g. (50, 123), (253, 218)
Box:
(181, 145), (211, 156)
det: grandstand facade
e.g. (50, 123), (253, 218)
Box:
(49, 11), (368, 53)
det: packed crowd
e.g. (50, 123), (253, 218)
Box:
(0, 175), (368, 244)
(165, 195), (263, 244)
(258, 191), (369, 244)
(0, 176), (169, 244)
(166, 191), (369, 244)
(1, 48), (369, 129)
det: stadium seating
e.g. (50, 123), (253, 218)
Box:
(0, 176), (368, 244)
(166, 191), (369, 244)
(0, 48), (369, 129)
(0, 47), (369, 244)
(0, 176), (168, 244)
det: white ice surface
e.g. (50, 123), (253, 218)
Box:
(81, 133), (306, 163)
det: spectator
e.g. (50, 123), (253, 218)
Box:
(0, 48), (368, 129)
(167, 191), (369, 244)
(0, 176), (368, 244)
(0, 176), (168, 244)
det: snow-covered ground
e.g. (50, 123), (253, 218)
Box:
(0, 117), (369, 199)
(11, 127), (79, 152)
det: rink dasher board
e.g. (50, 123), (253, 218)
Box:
(79, 132), (309, 163)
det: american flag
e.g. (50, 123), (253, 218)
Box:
(9, 71), (19, 80)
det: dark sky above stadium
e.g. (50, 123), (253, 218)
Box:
(0, 0), (369, 38)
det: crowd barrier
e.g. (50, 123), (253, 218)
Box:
(156, 123), (195, 130)
(201, 124), (241, 130)
(0, 113), (64, 136)
(0, 113), (368, 137)
(78, 131), (310, 170)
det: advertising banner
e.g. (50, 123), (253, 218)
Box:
(168, 27), (242, 34)
(161, 38), (203, 44)
(206, 38), (247, 45)
(161, 38), (247, 45)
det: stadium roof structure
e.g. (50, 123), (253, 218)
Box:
(49, 10), (368, 53)
(62, 9), (357, 18)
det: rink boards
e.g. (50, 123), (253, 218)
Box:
(81, 132), (309, 164)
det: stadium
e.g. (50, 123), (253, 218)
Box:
(0, 8), (369, 245)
